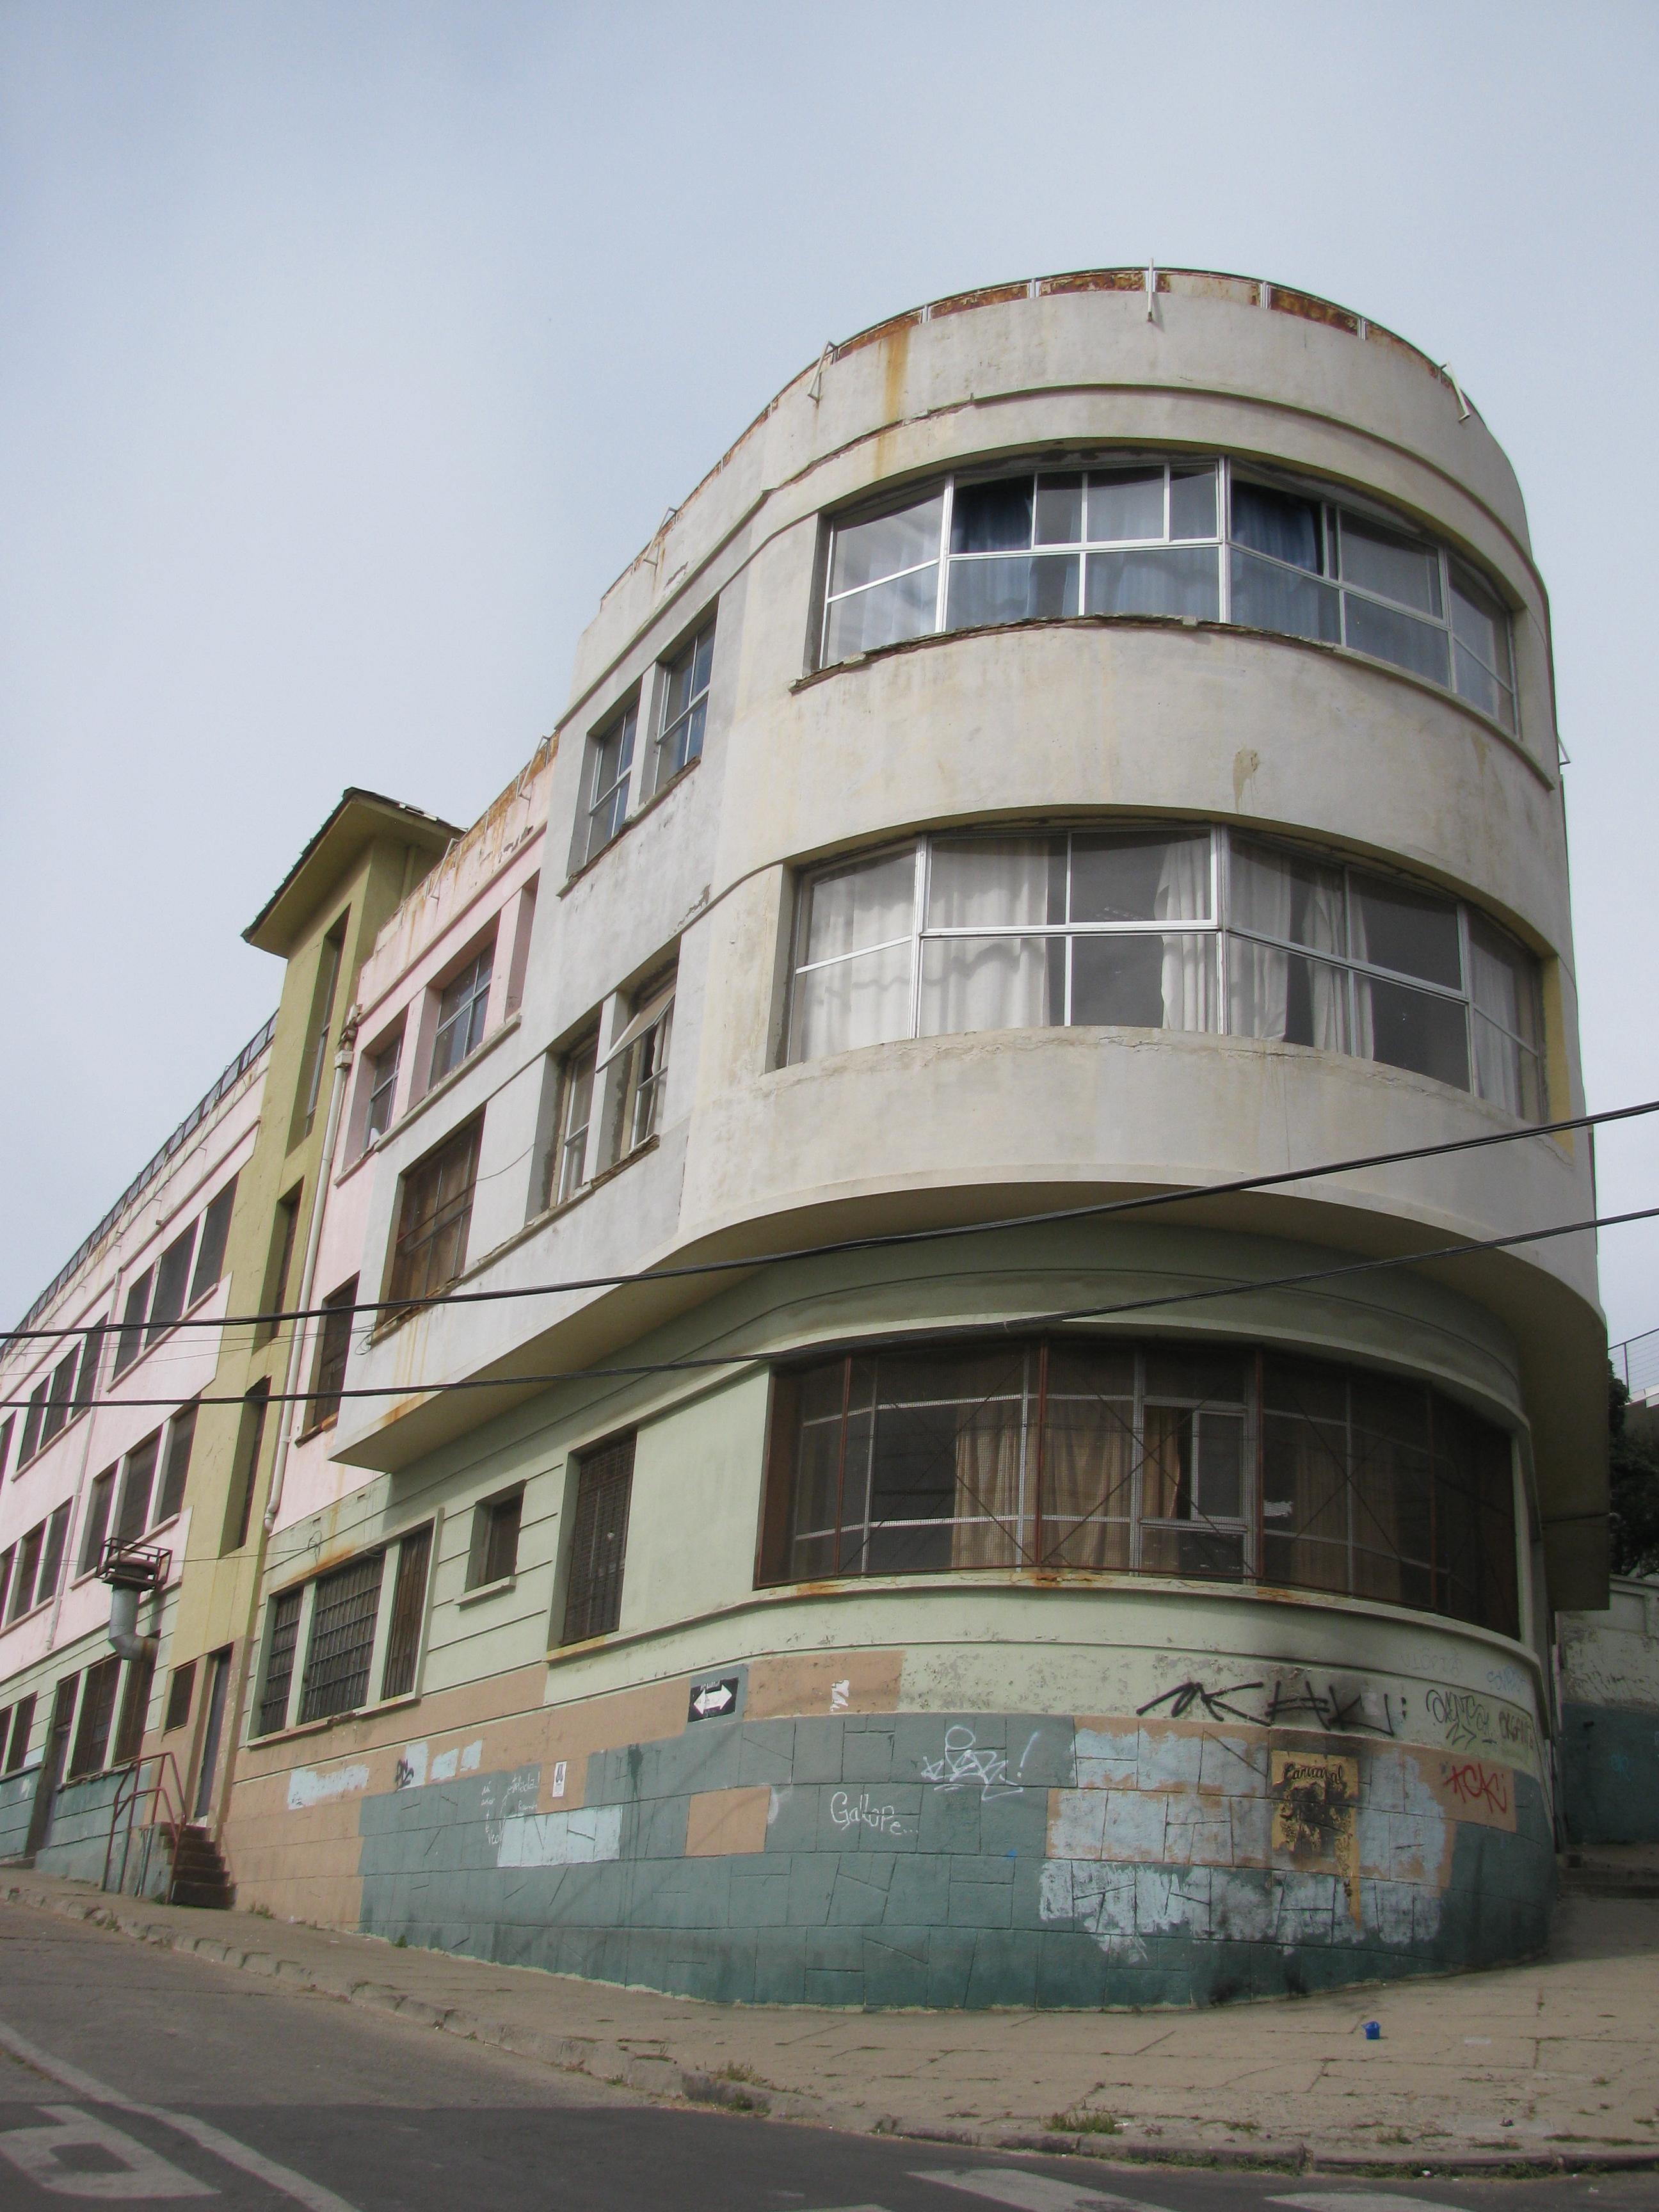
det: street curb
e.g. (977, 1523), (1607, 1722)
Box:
(6, 1877), (1658, 2179)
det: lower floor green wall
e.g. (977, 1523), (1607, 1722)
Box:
(1560, 1701), (1659, 1845)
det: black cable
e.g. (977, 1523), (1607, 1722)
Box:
(7, 1195), (1646, 1419)
(4, 1093), (1652, 1349)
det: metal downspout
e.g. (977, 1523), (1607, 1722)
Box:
(262, 1013), (357, 1537)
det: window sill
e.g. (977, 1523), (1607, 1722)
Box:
(108, 1279), (228, 1391)
(295, 1414), (339, 1447)
(458, 1574), (517, 1608)
(559, 754), (701, 897)
(361, 1013), (521, 1161)
(247, 1687), (423, 1752)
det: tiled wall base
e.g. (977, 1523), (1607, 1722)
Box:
(1560, 1700), (1659, 1845)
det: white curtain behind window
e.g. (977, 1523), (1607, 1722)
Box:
(1155, 837), (1212, 1031)
(791, 851), (917, 1059)
(920, 840), (1052, 1038)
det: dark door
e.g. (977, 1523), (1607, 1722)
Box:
(191, 1647), (232, 1821)
(24, 1676), (79, 1859)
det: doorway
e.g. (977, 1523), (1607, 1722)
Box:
(24, 1675), (80, 1860)
(191, 1648), (232, 1822)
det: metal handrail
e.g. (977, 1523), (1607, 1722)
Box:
(102, 1749), (188, 1903)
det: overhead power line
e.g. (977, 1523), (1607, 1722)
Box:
(4, 1093), (1653, 1351)
(6, 1196), (1648, 1420)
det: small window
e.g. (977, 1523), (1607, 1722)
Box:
(70, 1657), (120, 1779)
(7, 1524), (44, 1623)
(223, 1381), (270, 1555)
(429, 942), (495, 1087)
(0, 1548), (12, 1623)
(602, 979), (675, 1167)
(34, 1505), (70, 1609)
(256, 1588), (303, 1737)
(4, 1694), (35, 1772)
(80, 1468), (117, 1576)
(308, 1278), (358, 1430)
(653, 621), (714, 787)
(256, 1188), (302, 1347)
(115, 1435), (161, 1545)
(380, 1525), (433, 1700)
(467, 1488), (523, 1590)
(389, 1121), (481, 1305)
(575, 701), (637, 870)
(74, 1325), (104, 1415)
(163, 1663), (195, 1735)
(146, 1226), (197, 1346)
(39, 1348), (79, 1449)
(547, 1035), (598, 1208)
(296, 922), (346, 1144)
(561, 1436), (635, 1644)
(154, 1402), (197, 1526)
(298, 1553), (385, 1723)
(19, 1381), (47, 1465)
(188, 1179), (237, 1305)
(112, 1267), (154, 1377)
(113, 1653), (156, 1766)
(0, 1415), (12, 1483)
(363, 1026), (404, 1146)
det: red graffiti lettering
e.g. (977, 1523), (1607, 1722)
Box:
(1445, 1759), (1510, 1815)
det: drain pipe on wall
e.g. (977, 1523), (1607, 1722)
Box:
(262, 1012), (358, 1539)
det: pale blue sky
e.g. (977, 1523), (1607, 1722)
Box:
(4, 1), (1656, 1345)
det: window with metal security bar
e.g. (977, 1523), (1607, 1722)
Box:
(69, 1658), (120, 1779)
(298, 1553), (385, 1723)
(307, 1278), (357, 1431)
(389, 1121), (481, 1306)
(561, 1436), (635, 1645)
(5, 1695), (35, 1774)
(163, 1663), (195, 1735)
(467, 1490), (522, 1591)
(757, 1336), (1520, 1639)
(113, 1654), (156, 1767)
(256, 1588), (304, 1736)
(380, 1527), (432, 1701)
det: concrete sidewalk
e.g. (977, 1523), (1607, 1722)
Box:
(4, 1868), (1658, 2176)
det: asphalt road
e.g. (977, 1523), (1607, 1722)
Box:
(0, 1901), (1650, 2212)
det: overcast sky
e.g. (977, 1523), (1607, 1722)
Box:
(4, 1), (1656, 1351)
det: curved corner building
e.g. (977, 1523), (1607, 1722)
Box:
(240, 268), (1605, 2010)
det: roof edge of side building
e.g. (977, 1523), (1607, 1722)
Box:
(243, 789), (462, 958)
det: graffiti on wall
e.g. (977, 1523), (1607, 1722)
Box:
(1137, 1674), (1401, 1738)
(918, 1725), (1027, 1801)
(1270, 1748), (1361, 1923)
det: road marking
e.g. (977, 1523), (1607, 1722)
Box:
(0, 2103), (215, 2199)
(1272, 2194), (1470, 2212)
(916, 2171), (1167, 2211)
(0, 2017), (358, 2212)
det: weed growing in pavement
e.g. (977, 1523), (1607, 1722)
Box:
(1048, 2108), (1121, 2135)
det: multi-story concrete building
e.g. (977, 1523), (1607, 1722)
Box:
(207, 269), (1604, 2009)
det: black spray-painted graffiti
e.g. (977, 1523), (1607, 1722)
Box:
(1137, 1672), (1402, 1737)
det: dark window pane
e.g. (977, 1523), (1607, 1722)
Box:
(79, 1470), (116, 1576)
(1085, 546), (1219, 619)
(1358, 977), (1470, 1089)
(1169, 463), (1218, 540)
(156, 1404), (197, 1525)
(113, 1270), (152, 1377)
(299, 1554), (384, 1723)
(561, 1436), (635, 1643)
(1034, 473), (1083, 545)
(1349, 874), (1461, 987)
(35, 1505), (69, 1605)
(1071, 831), (1210, 924)
(946, 552), (1078, 630)
(74, 1326), (104, 1415)
(470, 1490), (522, 1587)
(189, 1180), (237, 1304)
(113, 1653), (156, 1766)
(6, 1695), (36, 1773)
(1144, 1348), (1249, 1404)
(1338, 511), (1441, 614)
(1230, 547), (1341, 641)
(70, 1658), (120, 1778)
(1071, 933), (1214, 1030)
(1343, 592), (1451, 685)
(390, 1124), (481, 1304)
(1087, 467), (1165, 542)
(147, 1228), (196, 1345)
(163, 1665), (195, 1735)
(41, 1350), (77, 1446)
(380, 1527), (432, 1701)
(1232, 481), (1326, 571)
(1139, 1525), (1246, 1578)
(951, 476), (1032, 552)
(310, 1279), (357, 1429)
(257, 1589), (303, 1736)
(115, 1436), (160, 1543)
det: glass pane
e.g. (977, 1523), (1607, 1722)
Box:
(1144, 1347), (1247, 1404)
(1355, 976), (1470, 1090)
(1229, 547), (1340, 641)
(1473, 1015), (1543, 1118)
(1228, 839), (1345, 953)
(1343, 592), (1451, 686)
(919, 936), (1059, 1037)
(1193, 1411), (1244, 1520)
(1227, 938), (1349, 1051)
(1453, 642), (1515, 730)
(1169, 463), (1218, 540)
(945, 552), (1078, 631)
(1071, 933), (1214, 1031)
(792, 942), (914, 1059)
(802, 849), (916, 965)
(1450, 564), (1510, 676)
(1350, 1375), (1434, 1611)
(1338, 513), (1441, 614)
(926, 837), (1063, 929)
(1139, 1524), (1246, 1579)
(1034, 473), (1083, 545)
(822, 565), (939, 661)
(1467, 916), (1539, 1045)
(951, 476), (1033, 553)
(1349, 873), (1461, 986)
(1087, 467), (1165, 542)
(1231, 481), (1325, 571)
(1262, 1359), (1350, 1592)
(830, 493), (943, 595)
(1084, 547), (1219, 620)
(1071, 831), (1210, 923)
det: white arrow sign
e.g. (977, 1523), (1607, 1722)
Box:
(691, 1681), (736, 1717)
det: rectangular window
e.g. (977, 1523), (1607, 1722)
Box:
(5, 1694), (35, 1772)
(35, 1504), (70, 1608)
(115, 1435), (161, 1544)
(0, 1415), (12, 1483)
(113, 1653), (156, 1766)
(298, 923), (346, 1142)
(188, 1178), (237, 1306)
(80, 1468), (116, 1576)
(146, 1225), (197, 1346)
(256, 1588), (303, 1736)
(8, 1525), (44, 1622)
(223, 1381), (270, 1554)
(298, 1553), (385, 1723)
(653, 621), (715, 787)
(363, 1026), (403, 1146)
(548, 1036), (598, 1207)
(163, 1663), (195, 1735)
(380, 1526), (432, 1701)
(112, 1268), (154, 1377)
(575, 701), (637, 870)
(0, 1548), (13, 1623)
(602, 981), (674, 1166)
(19, 1381), (47, 1465)
(561, 1436), (635, 1644)
(74, 1325), (104, 1416)
(467, 1488), (523, 1590)
(39, 1349), (79, 1449)
(389, 1121), (481, 1305)
(257, 1188), (302, 1347)
(155, 1402), (198, 1526)
(70, 1657), (120, 1779)
(429, 942), (495, 1087)
(309, 1278), (357, 1430)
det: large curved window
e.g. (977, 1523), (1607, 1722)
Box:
(819, 457), (1516, 732)
(787, 826), (1543, 1118)
(757, 1336), (1519, 1638)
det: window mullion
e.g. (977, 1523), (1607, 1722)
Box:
(934, 480), (953, 634)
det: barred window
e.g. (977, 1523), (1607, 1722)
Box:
(561, 1435), (635, 1645)
(70, 1657), (120, 1779)
(113, 1653), (156, 1767)
(163, 1663), (195, 1735)
(308, 1278), (357, 1431)
(256, 1588), (303, 1737)
(467, 1489), (522, 1590)
(389, 1121), (481, 1305)
(380, 1527), (432, 1701)
(298, 1554), (384, 1723)
(155, 1402), (198, 1527)
(757, 1336), (1519, 1639)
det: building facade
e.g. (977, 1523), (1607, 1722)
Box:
(6, 269), (1608, 2010)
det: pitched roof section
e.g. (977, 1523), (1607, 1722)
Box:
(244, 789), (460, 958)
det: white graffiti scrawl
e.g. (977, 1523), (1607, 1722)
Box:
(919, 1725), (1025, 1802)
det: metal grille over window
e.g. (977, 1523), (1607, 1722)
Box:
(758, 1338), (1519, 1639)
(429, 943), (494, 1086)
(655, 622), (714, 784)
(389, 1123), (481, 1305)
(163, 1664), (195, 1735)
(70, 1656), (121, 1779)
(298, 1554), (385, 1724)
(789, 825), (1543, 1118)
(469, 1491), (522, 1589)
(380, 1527), (432, 1701)
(257, 1588), (303, 1736)
(561, 1436), (635, 1644)
(819, 456), (1516, 731)
(309, 1279), (357, 1429)
(113, 1653), (156, 1767)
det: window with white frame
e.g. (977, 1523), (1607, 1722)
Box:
(787, 826), (1544, 1117)
(428, 940), (495, 1088)
(252, 1523), (433, 1737)
(818, 456), (1516, 732)
(574, 700), (637, 870)
(652, 620), (714, 788)
(546, 1033), (598, 1208)
(362, 1023), (403, 1148)
(602, 974), (675, 1165)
